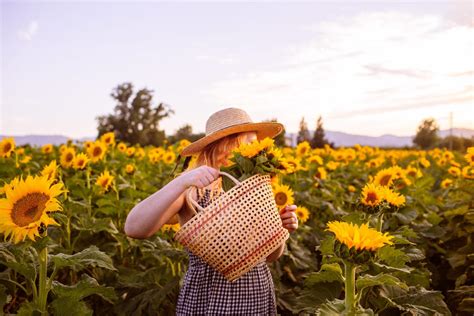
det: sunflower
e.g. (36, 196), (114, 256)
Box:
(87, 141), (107, 162)
(72, 153), (90, 170)
(117, 142), (127, 153)
(0, 137), (15, 158)
(20, 155), (32, 164)
(441, 179), (453, 188)
(60, 147), (76, 168)
(380, 186), (405, 207)
(326, 221), (394, 252)
(162, 223), (181, 232)
(125, 164), (135, 174)
(296, 141), (311, 157)
(373, 168), (395, 187)
(267, 147), (283, 161)
(41, 160), (59, 182)
(465, 148), (474, 166)
(135, 148), (145, 159)
(126, 147), (136, 157)
(234, 141), (261, 158)
(100, 132), (116, 147)
(326, 161), (340, 171)
(295, 206), (310, 224)
(272, 183), (294, 208)
(360, 183), (383, 207)
(162, 151), (176, 165)
(95, 170), (114, 192)
(448, 166), (461, 177)
(419, 157), (431, 168)
(348, 185), (356, 193)
(307, 154), (323, 166)
(314, 167), (327, 180)
(462, 166), (474, 179)
(41, 144), (54, 154)
(148, 152), (161, 164)
(405, 166), (422, 178)
(0, 175), (66, 244)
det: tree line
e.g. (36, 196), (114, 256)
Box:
(96, 82), (472, 151)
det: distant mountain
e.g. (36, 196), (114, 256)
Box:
(1, 128), (473, 148)
(0, 135), (95, 146)
(285, 128), (474, 147)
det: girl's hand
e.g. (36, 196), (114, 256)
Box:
(178, 166), (220, 189)
(280, 205), (298, 233)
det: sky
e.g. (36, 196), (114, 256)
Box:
(1, 0), (473, 139)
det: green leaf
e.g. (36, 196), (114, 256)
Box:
(305, 263), (344, 285)
(356, 273), (408, 293)
(0, 243), (36, 280)
(235, 155), (254, 174)
(50, 297), (92, 316)
(16, 301), (42, 316)
(376, 246), (409, 268)
(51, 245), (117, 271)
(51, 274), (117, 303)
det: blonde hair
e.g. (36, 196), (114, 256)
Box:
(193, 132), (249, 169)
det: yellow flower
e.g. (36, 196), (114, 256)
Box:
(95, 170), (114, 192)
(405, 166), (422, 179)
(163, 151), (176, 165)
(19, 155), (32, 164)
(135, 147), (146, 159)
(100, 132), (116, 147)
(348, 185), (356, 193)
(72, 153), (90, 170)
(272, 184), (294, 208)
(314, 167), (327, 180)
(162, 223), (181, 232)
(448, 166), (461, 177)
(42, 144), (54, 154)
(373, 168), (395, 187)
(307, 154), (323, 166)
(267, 147), (283, 161)
(125, 164), (135, 174)
(419, 157), (431, 168)
(296, 141), (311, 157)
(326, 221), (394, 252)
(462, 166), (474, 179)
(464, 152), (474, 166)
(0, 175), (67, 244)
(326, 161), (340, 171)
(117, 142), (127, 153)
(60, 147), (76, 168)
(0, 137), (15, 158)
(87, 141), (107, 162)
(41, 160), (59, 181)
(360, 183), (384, 207)
(126, 147), (136, 157)
(295, 206), (309, 224)
(441, 178), (453, 188)
(380, 186), (405, 207)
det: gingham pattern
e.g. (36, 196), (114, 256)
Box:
(176, 188), (277, 316)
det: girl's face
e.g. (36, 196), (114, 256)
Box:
(241, 131), (257, 144)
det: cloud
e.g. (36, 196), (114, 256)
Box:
(18, 21), (39, 41)
(204, 11), (474, 134)
(196, 54), (236, 65)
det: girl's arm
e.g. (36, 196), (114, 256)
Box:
(266, 205), (298, 262)
(124, 166), (220, 239)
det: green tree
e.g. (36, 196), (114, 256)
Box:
(413, 118), (439, 149)
(311, 116), (330, 148)
(264, 118), (286, 147)
(297, 117), (311, 144)
(167, 124), (205, 144)
(96, 83), (174, 146)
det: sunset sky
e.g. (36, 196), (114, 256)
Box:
(2, 1), (473, 138)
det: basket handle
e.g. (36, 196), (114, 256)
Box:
(186, 171), (241, 214)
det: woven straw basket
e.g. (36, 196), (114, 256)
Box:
(174, 172), (289, 282)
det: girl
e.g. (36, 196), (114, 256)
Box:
(124, 107), (299, 315)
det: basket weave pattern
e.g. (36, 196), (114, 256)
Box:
(174, 173), (289, 282)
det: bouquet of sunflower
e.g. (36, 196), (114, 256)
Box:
(220, 137), (285, 191)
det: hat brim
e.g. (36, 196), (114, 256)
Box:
(180, 122), (284, 157)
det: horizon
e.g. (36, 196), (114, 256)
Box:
(2, 1), (473, 138)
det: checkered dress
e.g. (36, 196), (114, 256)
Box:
(176, 188), (277, 316)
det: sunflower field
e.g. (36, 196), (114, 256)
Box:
(0, 133), (473, 315)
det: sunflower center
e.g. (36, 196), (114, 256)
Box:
(93, 147), (102, 157)
(379, 175), (392, 186)
(4, 143), (12, 152)
(66, 153), (74, 162)
(275, 192), (288, 205)
(11, 192), (49, 227)
(366, 192), (378, 204)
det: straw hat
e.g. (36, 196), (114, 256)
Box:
(180, 107), (284, 157)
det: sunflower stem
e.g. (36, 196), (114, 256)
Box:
(86, 167), (91, 189)
(37, 246), (49, 314)
(376, 213), (384, 232)
(344, 260), (357, 316)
